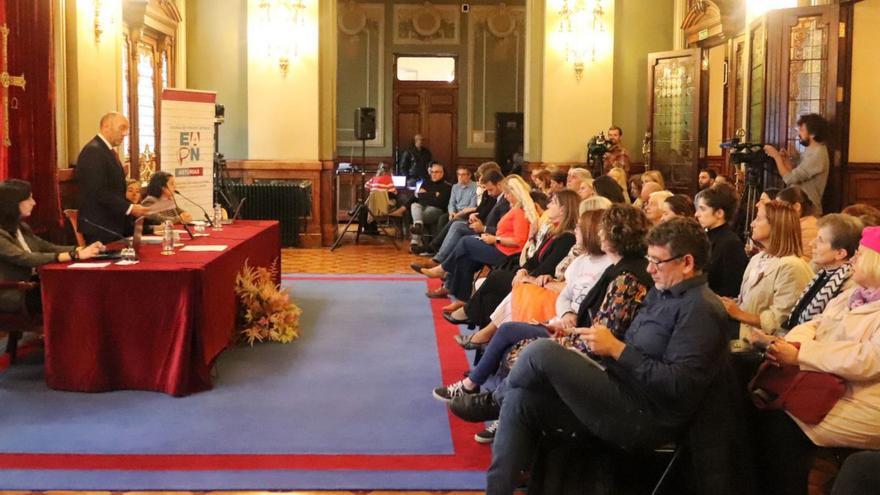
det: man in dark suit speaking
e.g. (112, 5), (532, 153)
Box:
(75, 112), (147, 243)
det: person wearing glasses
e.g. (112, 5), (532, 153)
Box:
(439, 205), (651, 444)
(447, 166), (477, 224)
(483, 218), (729, 494)
(409, 162), (452, 253)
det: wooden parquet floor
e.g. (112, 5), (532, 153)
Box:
(8, 244), (480, 495)
(281, 239), (423, 274)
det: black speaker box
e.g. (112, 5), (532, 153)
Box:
(354, 107), (377, 141)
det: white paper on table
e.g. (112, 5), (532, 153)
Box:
(68, 262), (112, 269)
(180, 245), (228, 252)
(115, 260), (140, 266)
(140, 235), (164, 244)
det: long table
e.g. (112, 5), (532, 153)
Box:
(40, 220), (281, 396)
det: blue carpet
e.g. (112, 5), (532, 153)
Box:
(0, 276), (486, 490)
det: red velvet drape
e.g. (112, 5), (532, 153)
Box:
(1, 0), (60, 231)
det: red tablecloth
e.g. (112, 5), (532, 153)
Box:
(40, 220), (281, 396)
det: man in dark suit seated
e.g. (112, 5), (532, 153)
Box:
(75, 112), (147, 244)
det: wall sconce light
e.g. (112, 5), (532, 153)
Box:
(259, 0), (307, 77)
(93, 0), (112, 43)
(558, 0), (606, 81)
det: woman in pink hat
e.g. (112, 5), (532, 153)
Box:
(749, 225), (880, 494)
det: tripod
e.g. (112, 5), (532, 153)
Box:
(212, 111), (240, 212)
(330, 139), (399, 251)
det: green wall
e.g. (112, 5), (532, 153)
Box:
(336, 0), (526, 160)
(612, 0), (675, 164)
(186, 0), (249, 160)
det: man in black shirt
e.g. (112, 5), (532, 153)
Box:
(401, 134), (433, 187)
(410, 163), (451, 251)
(485, 219), (729, 494)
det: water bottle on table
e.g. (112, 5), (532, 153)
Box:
(161, 220), (175, 255)
(212, 203), (223, 231)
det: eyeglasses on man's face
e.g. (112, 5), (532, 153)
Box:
(645, 253), (686, 268)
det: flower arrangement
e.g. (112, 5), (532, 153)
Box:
(234, 259), (302, 345)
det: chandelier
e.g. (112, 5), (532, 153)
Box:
(558, 0), (606, 81)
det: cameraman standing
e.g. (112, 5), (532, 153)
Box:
(763, 113), (830, 214)
(603, 125), (631, 173)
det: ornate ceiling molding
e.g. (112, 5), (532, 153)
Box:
(681, 0), (745, 45)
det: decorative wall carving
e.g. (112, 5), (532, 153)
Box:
(466, 4), (525, 148)
(337, 2), (385, 148)
(393, 2), (460, 45)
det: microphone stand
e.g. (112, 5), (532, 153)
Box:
(81, 217), (129, 248)
(170, 193), (196, 240)
(175, 190), (214, 227)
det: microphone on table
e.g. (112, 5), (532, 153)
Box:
(170, 193), (196, 240)
(174, 190), (214, 227)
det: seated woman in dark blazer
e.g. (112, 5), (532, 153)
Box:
(141, 171), (193, 227)
(0, 179), (103, 313)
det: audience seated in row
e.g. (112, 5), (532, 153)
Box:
(484, 218), (729, 494)
(448, 190), (580, 327)
(750, 226), (880, 494)
(416, 162), (505, 261)
(419, 175), (538, 312)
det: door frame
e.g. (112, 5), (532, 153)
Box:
(392, 54), (459, 174)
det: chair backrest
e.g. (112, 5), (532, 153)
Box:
(63, 209), (86, 248)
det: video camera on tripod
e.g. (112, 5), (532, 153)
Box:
(586, 132), (610, 177)
(721, 137), (776, 185)
(721, 135), (782, 243)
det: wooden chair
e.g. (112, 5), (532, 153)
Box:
(0, 280), (42, 364)
(63, 209), (86, 248)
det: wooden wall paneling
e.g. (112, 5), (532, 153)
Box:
(845, 163), (880, 208)
(836, 2), (855, 211)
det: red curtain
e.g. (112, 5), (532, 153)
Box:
(1, 0), (60, 231)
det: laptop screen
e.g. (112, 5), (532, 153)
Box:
(392, 175), (407, 188)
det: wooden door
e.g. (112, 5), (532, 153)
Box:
(646, 48), (703, 195)
(393, 82), (458, 177)
(748, 5), (840, 207)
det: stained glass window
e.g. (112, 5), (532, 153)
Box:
(787, 15), (827, 155)
(137, 44), (156, 155)
(161, 51), (169, 89)
(748, 22), (765, 143)
(651, 57), (696, 192)
(121, 38), (131, 162)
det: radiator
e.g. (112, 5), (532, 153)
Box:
(226, 182), (311, 247)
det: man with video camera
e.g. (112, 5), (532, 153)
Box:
(763, 113), (830, 214)
(603, 125), (631, 173)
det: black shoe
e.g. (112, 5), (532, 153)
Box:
(443, 311), (469, 325)
(410, 223), (424, 235)
(475, 420), (498, 444)
(410, 244), (424, 255)
(432, 379), (480, 402)
(449, 392), (500, 422)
